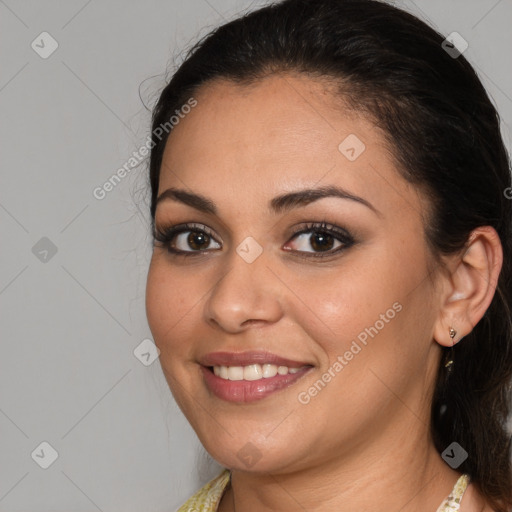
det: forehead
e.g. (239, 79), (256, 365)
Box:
(163, 74), (368, 165)
(157, 73), (423, 220)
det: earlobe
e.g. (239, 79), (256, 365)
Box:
(433, 226), (503, 348)
(434, 322), (463, 348)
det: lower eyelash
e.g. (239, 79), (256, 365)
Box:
(153, 221), (355, 258)
(292, 243), (351, 259)
(288, 221), (355, 259)
(153, 224), (217, 256)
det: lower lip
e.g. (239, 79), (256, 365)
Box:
(200, 365), (313, 403)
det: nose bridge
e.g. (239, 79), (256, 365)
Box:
(203, 241), (283, 332)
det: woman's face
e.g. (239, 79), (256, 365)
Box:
(146, 73), (443, 473)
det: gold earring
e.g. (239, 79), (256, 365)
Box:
(445, 327), (456, 371)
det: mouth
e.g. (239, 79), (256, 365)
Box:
(198, 351), (314, 403)
(208, 363), (311, 380)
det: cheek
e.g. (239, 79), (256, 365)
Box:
(286, 247), (430, 373)
(145, 258), (197, 353)
(285, 260), (399, 344)
(145, 260), (206, 413)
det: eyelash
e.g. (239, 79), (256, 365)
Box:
(153, 220), (355, 260)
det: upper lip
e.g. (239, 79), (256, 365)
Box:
(199, 350), (313, 368)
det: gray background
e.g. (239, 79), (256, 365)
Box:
(1, 1), (511, 510)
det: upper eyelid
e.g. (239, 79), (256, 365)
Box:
(154, 222), (215, 236)
(154, 222), (353, 252)
(154, 221), (350, 238)
(290, 221), (352, 237)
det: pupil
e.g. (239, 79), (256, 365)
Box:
(311, 232), (333, 251)
(188, 231), (209, 250)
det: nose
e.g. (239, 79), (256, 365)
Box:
(203, 247), (284, 333)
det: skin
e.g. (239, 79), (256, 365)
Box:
(145, 73), (502, 511)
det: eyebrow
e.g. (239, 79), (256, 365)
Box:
(155, 185), (380, 216)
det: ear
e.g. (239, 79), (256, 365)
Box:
(433, 226), (503, 348)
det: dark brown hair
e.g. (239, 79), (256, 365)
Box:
(147, 0), (512, 508)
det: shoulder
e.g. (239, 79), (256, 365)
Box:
(176, 469), (231, 512)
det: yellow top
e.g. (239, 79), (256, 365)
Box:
(176, 469), (471, 512)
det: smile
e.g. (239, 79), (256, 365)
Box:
(212, 363), (307, 380)
(201, 364), (313, 403)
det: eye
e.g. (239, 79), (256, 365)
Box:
(153, 220), (355, 259)
(153, 223), (221, 255)
(284, 221), (355, 258)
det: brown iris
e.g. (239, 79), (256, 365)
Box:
(187, 230), (211, 250)
(309, 231), (335, 252)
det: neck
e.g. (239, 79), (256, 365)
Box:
(223, 428), (462, 512)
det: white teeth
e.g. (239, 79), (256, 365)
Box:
(277, 365), (288, 375)
(262, 363), (278, 378)
(212, 364), (307, 381)
(227, 366), (244, 381)
(244, 364), (263, 381)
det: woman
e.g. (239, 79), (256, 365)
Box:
(144, 0), (512, 510)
